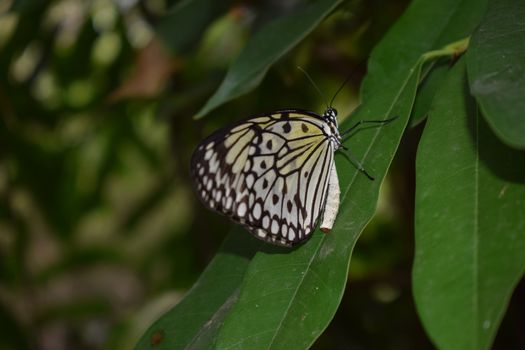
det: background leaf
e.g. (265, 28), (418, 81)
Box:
(155, 0), (233, 53)
(194, 0), (342, 119)
(413, 58), (525, 350)
(466, 0), (525, 149)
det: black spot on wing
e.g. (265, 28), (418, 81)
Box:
(302, 123), (309, 133)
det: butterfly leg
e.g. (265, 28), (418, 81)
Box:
(320, 163), (340, 233)
(339, 116), (399, 137)
(341, 148), (375, 181)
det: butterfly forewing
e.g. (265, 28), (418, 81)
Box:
(191, 110), (334, 246)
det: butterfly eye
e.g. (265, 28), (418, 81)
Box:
(325, 107), (337, 118)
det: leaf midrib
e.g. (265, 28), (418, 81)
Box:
(266, 238), (324, 349)
(472, 104), (480, 350)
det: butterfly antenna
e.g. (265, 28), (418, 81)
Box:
(297, 66), (329, 109)
(329, 74), (352, 107)
(329, 60), (368, 107)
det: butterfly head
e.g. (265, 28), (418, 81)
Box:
(323, 107), (342, 147)
(323, 107), (339, 129)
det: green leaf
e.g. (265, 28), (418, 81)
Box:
(213, 75), (418, 350)
(134, 228), (263, 349)
(362, 0), (486, 100)
(156, 0), (232, 53)
(194, 0), (343, 119)
(467, 0), (525, 149)
(413, 58), (525, 350)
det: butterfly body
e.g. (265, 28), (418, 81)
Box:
(191, 108), (342, 247)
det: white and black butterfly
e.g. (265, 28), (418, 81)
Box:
(191, 77), (395, 247)
(191, 107), (344, 246)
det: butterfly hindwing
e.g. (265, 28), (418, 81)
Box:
(191, 110), (335, 246)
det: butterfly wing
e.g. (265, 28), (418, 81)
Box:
(191, 110), (335, 246)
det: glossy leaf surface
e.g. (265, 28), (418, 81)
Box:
(467, 0), (525, 149)
(413, 58), (525, 350)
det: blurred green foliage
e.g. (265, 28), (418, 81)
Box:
(0, 0), (523, 349)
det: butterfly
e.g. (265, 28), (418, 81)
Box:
(191, 73), (395, 247)
(191, 107), (343, 247)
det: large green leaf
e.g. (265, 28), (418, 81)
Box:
(467, 0), (525, 149)
(213, 66), (418, 350)
(413, 58), (525, 350)
(194, 0), (342, 119)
